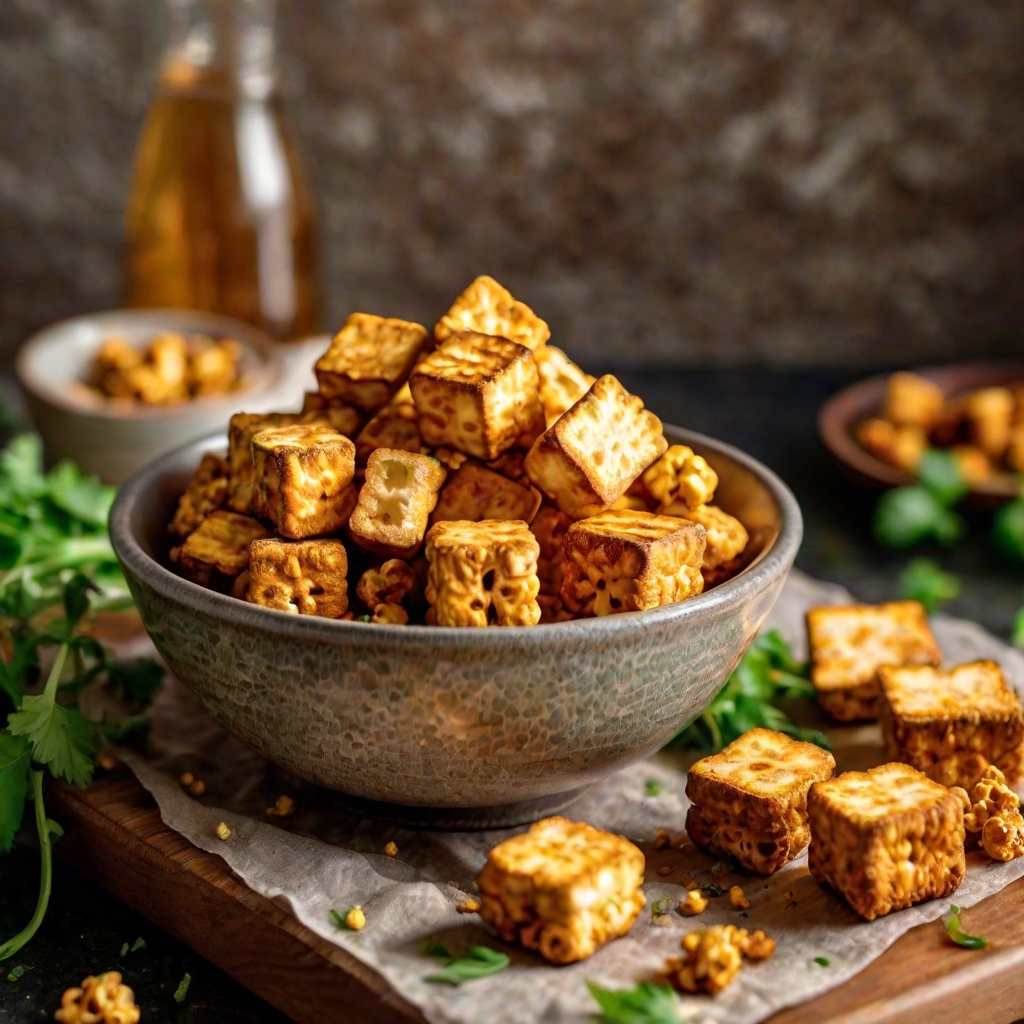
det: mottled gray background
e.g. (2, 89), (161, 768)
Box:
(2, 0), (1023, 368)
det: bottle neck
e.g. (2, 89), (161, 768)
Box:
(160, 0), (277, 100)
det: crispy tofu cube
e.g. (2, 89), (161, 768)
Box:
(530, 504), (573, 596)
(476, 816), (645, 964)
(666, 504), (748, 570)
(879, 660), (1024, 788)
(560, 509), (705, 616)
(246, 538), (349, 618)
(534, 345), (595, 426)
(176, 510), (270, 591)
(950, 443), (995, 485)
(882, 372), (945, 430)
(807, 763), (966, 921)
(168, 452), (229, 539)
(187, 336), (240, 396)
(228, 411), (303, 512)
(354, 383), (422, 466)
(642, 445), (718, 511)
(251, 423), (357, 539)
(348, 448), (446, 558)
(806, 601), (942, 722)
(434, 275), (550, 352)
(429, 461), (541, 527)
(424, 519), (541, 626)
(315, 313), (430, 412)
(685, 728), (835, 876)
(964, 386), (1014, 460)
(855, 418), (927, 474)
(485, 449), (530, 486)
(525, 375), (667, 519)
(410, 332), (545, 460)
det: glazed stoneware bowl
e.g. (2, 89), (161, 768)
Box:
(110, 425), (802, 829)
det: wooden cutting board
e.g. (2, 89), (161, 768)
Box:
(49, 775), (1024, 1024)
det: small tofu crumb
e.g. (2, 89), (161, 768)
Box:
(680, 890), (708, 916)
(97, 750), (119, 772)
(456, 898), (481, 914)
(345, 906), (366, 930)
(729, 885), (750, 909)
(384, 841), (399, 858)
(657, 865), (674, 876)
(179, 772), (194, 787)
(188, 779), (206, 796)
(653, 827), (672, 851)
(266, 795), (295, 818)
(215, 822), (231, 841)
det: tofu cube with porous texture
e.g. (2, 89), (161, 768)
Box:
(667, 504), (748, 570)
(410, 332), (546, 460)
(806, 601), (942, 722)
(251, 423), (357, 539)
(965, 387), (1015, 460)
(807, 763), (966, 921)
(424, 519), (541, 626)
(315, 313), (430, 412)
(477, 816), (645, 964)
(169, 452), (229, 538)
(879, 661), (1024, 789)
(531, 504), (573, 596)
(354, 383), (421, 466)
(247, 537), (349, 618)
(882, 372), (945, 430)
(429, 461), (541, 527)
(686, 728), (836, 875)
(525, 375), (667, 519)
(348, 448), (446, 558)
(434, 275), (550, 352)
(643, 445), (718, 511)
(855, 418), (927, 473)
(560, 509), (705, 616)
(534, 345), (595, 426)
(175, 510), (270, 591)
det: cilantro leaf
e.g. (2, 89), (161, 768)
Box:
(0, 733), (30, 852)
(425, 945), (510, 985)
(898, 559), (960, 613)
(992, 500), (1024, 561)
(45, 461), (115, 527)
(917, 450), (968, 507)
(943, 905), (987, 949)
(8, 699), (94, 786)
(874, 487), (965, 548)
(586, 980), (682, 1024)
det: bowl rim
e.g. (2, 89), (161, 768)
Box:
(15, 308), (284, 423)
(110, 424), (803, 646)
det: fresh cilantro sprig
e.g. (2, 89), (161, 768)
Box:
(874, 450), (967, 548)
(423, 943), (510, 985)
(898, 558), (960, 613)
(673, 630), (828, 753)
(943, 905), (987, 949)
(586, 981), (683, 1024)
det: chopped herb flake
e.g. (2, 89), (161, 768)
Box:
(944, 905), (987, 949)
(644, 779), (663, 796)
(120, 942), (128, 957)
(131, 937), (146, 952)
(813, 956), (830, 967)
(173, 972), (191, 1003)
(425, 945), (510, 985)
(6, 965), (24, 982)
(586, 980), (683, 1023)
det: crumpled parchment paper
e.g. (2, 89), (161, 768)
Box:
(118, 569), (1024, 1024)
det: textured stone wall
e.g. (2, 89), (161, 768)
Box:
(2, 0), (1023, 367)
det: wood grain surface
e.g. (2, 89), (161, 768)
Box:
(49, 774), (1024, 1024)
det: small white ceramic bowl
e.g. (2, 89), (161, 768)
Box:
(16, 309), (319, 483)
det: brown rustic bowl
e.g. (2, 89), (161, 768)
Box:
(110, 424), (802, 829)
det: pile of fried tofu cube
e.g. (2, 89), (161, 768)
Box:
(168, 276), (751, 625)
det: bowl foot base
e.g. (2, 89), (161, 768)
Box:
(333, 785), (592, 831)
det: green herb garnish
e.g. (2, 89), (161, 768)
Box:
(874, 450), (967, 548)
(423, 940), (452, 959)
(120, 942), (128, 957)
(644, 779), (663, 797)
(650, 897), (673, 918)
(813, 956), (830, 967)
(6, 965), (24, 981)
(424, 945), (510, 986)
(586, 980), (683, 1023)
(173, 972), (191, 1002)
(131, 937), (146, 952)
(898, 558), (960, 613)
(993, 498), (1024, 561)
(1012, 608), (1024, 650)
(943, 905), (987, 949)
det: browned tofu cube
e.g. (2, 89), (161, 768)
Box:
(855, 418), (927, 474)
(434, 275), (550, 352)
(247, 537), (349, 618)
(964, 386), (1014, 460)
(531, 504), (572, 596)
(314, 313), (430, 412)
(251, 423), (357, 539)
(807, 763), (966, 921)
(424, 519), (541, 626)
(227, 411), (303, 512)
(950, 443), (995, 485)
(348, 448), (446, 558)
(525, 375), (667, 519)
(879, 660), (1024, 788)
(354, 383), (422, 466)
(560, 509), (705, 616)
(806, 601), (942, 722)
(168, 452), (229, 539)
(410, 332), (545, 460)
(477, 816), (645, 964)
(667, 504), (748, 570)
(882, 372), (945, 430)
(685, 728), (835, 875)
(534, 345), (595, 426)
(176, 510), (270, 591)
(429, 461), (541, 527)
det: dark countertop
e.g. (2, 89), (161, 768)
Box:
(2, 366), (1021, 1024)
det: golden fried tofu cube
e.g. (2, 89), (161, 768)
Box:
(429, 461), (541, 527)
(560, 509), (704, 616)
(525, 375), (667, 518)
(168, 452), (229, 539)
(188, 337), (239, 396)
(806, 601), (942, 722)
(247, 538), (349, 618)
(534, 345), (595, 426)
(965, 386), (1014, 460)
(424, 519), (541, 626)
(950, 443), (995, 485)
(176, 510), (270, 591)
(879, 660), (1024, 789)
(315, 313), (430, 412)
(434, 275), (550, 352)
(410, 332), (546, 460)
(485, 449), (530, 486)
(855, 418), (927, 474)
(252, 423), (357, 539)
(476, 816), (645, 964)
(354, 383), (421, 466)
(807, 763), (966, 921)
(882, 372), (945, 430)
(348, 448), (446, 558)
(685, 728), (835, 876)
(667, 504), (748, 570)
(531, 504), (572, 596)
(642, 445), (718, 511)
(227, 411), (302, 512)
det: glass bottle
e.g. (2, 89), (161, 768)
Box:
(125, 0), (320, 341)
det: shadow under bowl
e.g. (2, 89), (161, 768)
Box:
(110, 425), (802, 829)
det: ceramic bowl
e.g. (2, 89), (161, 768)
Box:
(110, 425), (802, 829)
(16, 309), (320, 484)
